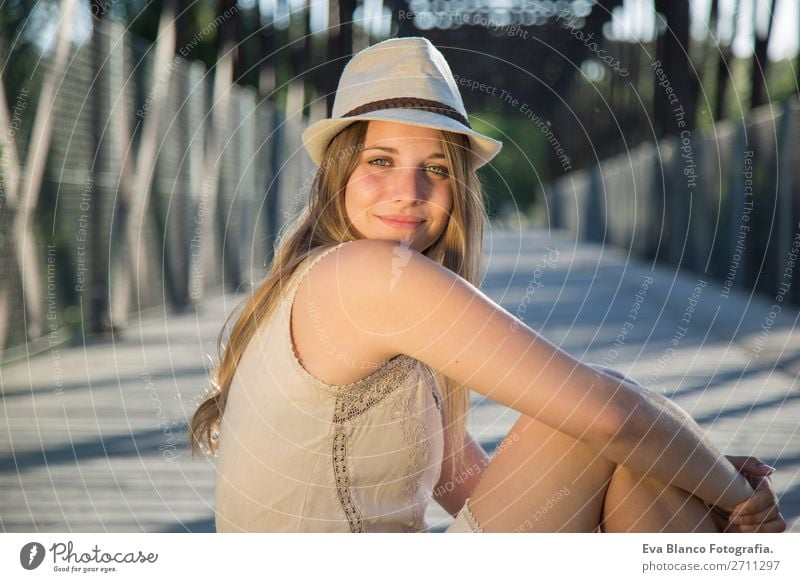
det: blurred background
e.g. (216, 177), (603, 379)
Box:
(1, 0), (799, 352)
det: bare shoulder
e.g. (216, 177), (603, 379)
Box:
(291, 239), (433, 379)
(310, 238), (504, 351)
(316, 238), (461, 314)
(297, 238), (458, 360)
(311, 238), (450, 300)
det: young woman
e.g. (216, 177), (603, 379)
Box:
(190, 37), (784, 533)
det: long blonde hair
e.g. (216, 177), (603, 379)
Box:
(189, 120), (489, 475)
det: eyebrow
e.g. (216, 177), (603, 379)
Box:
(363, 146), (446, 159)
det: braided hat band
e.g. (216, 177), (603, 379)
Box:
(342, 98), (473, 130)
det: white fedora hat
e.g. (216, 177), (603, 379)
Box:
(302, 36), (503, 170)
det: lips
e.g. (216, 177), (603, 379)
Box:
(377, 215), (427, 229)
(378, 214), (426, 224)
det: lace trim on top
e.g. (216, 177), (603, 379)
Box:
(460, 498), (485, 533)
(284, 241), (419, 400)
(332, 425), (363, 532)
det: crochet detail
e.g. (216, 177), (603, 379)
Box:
(331, 357), (419, 423)
(330, 362), (421, 532)
(332, 425), (364, 532)
(342, 97), (471, 129)
(461, 498), (485, 533)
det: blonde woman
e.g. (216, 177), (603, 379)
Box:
(191, 37), (784, 533)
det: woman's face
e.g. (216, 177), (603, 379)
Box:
(344, 120), (453, 253)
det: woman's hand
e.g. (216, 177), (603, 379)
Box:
(708, 456), (786, 533)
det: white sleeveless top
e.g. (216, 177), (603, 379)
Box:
(215, 241), (446, 532)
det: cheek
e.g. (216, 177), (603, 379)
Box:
(344, 194), (362, 230)
(345, 173), (382, 217)
(437, 190), (455, 235)
(344, 174), (372, 224)
(435, 188), (454, 220)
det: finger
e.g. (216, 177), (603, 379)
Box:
(732, 504), (780, 526)
(731, 484), (779, 521)
(742, 456), (777, 476)
(730, 479), (775, 518)
(727, 455), (777, 476)
(739, 514), (787, 533)
(729, 496), (777, 525)
(739, 472), (764, 491)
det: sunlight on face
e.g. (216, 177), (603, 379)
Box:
(344, 120), (454, 253)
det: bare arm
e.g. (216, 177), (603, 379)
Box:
(321, 240), (753, 510)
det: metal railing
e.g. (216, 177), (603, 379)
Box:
(542, 96), (800, 307)
(0, 5), (315, 359)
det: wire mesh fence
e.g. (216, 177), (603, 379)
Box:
(542, 96), (800, 307)
(0, 16), (315, 360)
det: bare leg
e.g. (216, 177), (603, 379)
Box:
(468, 414), (617, 532)
(467, 414), (721, 532)
(601, 465), (720, 532)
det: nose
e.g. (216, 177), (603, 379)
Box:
(390, 164), (430, 203)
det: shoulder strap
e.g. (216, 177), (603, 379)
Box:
(285, 241), (353, 298)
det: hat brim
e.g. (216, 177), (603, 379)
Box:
(301, 109), (503, 170)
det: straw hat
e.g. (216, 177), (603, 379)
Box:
(302, 36), (503, 170)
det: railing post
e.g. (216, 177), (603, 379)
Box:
(775, 98), (796, 302)
(89, 13), (111, 333)
(726, 120), (750, 294)
(265, 107), (284, 266)
(689, 137), (710, 275)
(0, 0), (79, 351)
(110, 0), (178, 323)
(663, 136), (684, 267)
(585, 166), (605, 243)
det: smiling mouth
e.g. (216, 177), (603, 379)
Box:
(377, 215), (426, 229)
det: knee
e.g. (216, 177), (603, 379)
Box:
(608, 464), (665, 494)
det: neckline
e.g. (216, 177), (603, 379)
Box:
(284, 243), (419, 396)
